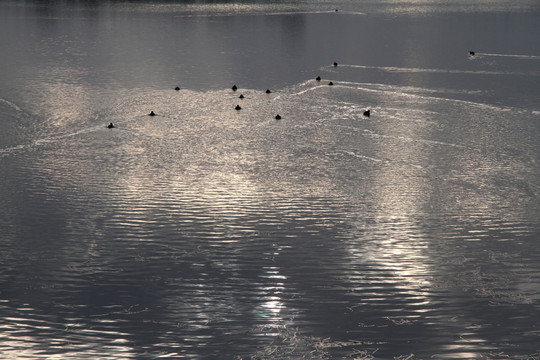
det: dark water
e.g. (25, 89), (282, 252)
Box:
(1, 1), (540, 359)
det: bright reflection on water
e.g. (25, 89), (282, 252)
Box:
(1, 0), (540, 359)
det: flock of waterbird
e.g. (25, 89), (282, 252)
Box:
(106, 61), (371, 129)
(231, 87), (283, 118)
(106, 50), (477, 129)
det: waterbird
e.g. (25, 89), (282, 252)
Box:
(235, 105), (242, 110)
(469, 51), (475, 56)
(328, 81), (334, 86)
(333, 62), (338, 67)
(266, 89), (272, 94)
(363, 109), (370, 117)
(316, 76), (321, 81)
(149, 111), (156, 116)
(107, 122), (115, 128)
(232, 85), (238, 91)
(175, 86), (180, 91)
(239, 94), (244, 99)
(275, 115), (281, 120)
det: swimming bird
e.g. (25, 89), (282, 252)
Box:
(107, 122), (115, 128)
(175, 86), (180, 91)
(275, 114), (281, 120)
(235, 105), (242, 110)
(266, 89), (272, 94)
(469, 51), (475, 56)
(328, 81), (334, 86)
(363, 109), (370, 117)
(333, 62), (338, 67)
(239, 94), (244, 99)
(149, 111), (156, 116)
(316, 76), (321, 81)
(232, 85), (238, 91)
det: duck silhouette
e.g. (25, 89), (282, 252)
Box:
(316, 76), (321, 81)
(363, 110), (370, 117)
(175, 86), (180, 91)
(239, 94), (244, 99)
(265, 89), (272, 94)
(235, 105), (242, 110)
(107, 122), (114, 128)
(328, 81), (334, 86)
(275, 114), (282, 120)
(232, 85), (238, 91)
(149, 111), (156, 116)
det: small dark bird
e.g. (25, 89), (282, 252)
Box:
(235, 105), (242, 110)
(469, 51), (475, 56)
(239, 94), (244, 99)
(107, 122), (114, 128)
(328, 81), (334, 86)
(265, 89), (272, 94)
(175, 86), (180, 91)
(363, 110), (370, 117)
(333, 62), (338, 67)
(149, 111), (156, 116)
(335, 9), (338, 12)
(275, 115), (281, 120)
(232, 85), (238, 91)
(316, 76), (321, 81)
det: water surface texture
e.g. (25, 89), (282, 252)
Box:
(1, 1), (540, 359)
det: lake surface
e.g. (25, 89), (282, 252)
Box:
(1, 1), (540, 359)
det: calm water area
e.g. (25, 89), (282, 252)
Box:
(1, 0), (540, 358)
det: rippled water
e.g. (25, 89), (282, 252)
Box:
(1, 1), (540, 359)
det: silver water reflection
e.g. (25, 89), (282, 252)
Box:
(1, 1), (540, 359)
